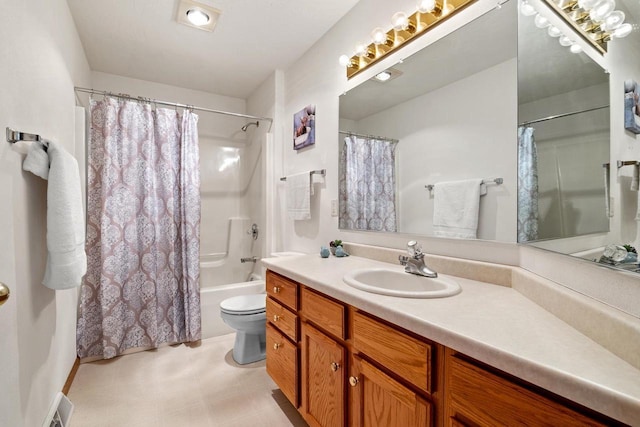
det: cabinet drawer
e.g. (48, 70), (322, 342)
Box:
(446, 353), (607, 426)
(267, 297), (298, 341)
(300, 287), (346, 339)
(352, 311), (432, 394)
(266, 270), (298, 310)
(266, 323), (298, 407)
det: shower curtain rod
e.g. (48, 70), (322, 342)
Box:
(74, 86), (274, 128)
(518, 105), (609, 127)
(339, 129), (399, 143)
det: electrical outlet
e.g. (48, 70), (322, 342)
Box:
(331, 200), (338, 217)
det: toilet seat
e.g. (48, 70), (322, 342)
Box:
(220, 294), (266, 315)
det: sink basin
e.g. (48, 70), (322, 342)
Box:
(343, 268), (461, 298)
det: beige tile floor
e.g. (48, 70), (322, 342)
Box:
(68, 334), (308, 427)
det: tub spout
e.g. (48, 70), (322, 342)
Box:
(240, 257), (258, 263)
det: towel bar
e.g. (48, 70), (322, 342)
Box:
(6, 127), (50, 150)
(425, 177), (503, 192)
(280, 169), (326, 181)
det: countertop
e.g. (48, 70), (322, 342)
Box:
(262, 254), (640, 426)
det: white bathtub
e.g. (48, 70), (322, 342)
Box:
(200, 277), (265, 339)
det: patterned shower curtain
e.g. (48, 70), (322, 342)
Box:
(517, 126), (539, 242)
(77, 97), (201, 359)
(339, 135), (398, 232)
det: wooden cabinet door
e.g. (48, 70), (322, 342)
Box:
(350, 355), (432, 427)
(301, 322), (346, 427)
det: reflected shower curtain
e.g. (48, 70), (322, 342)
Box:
(77, 97), (201, 359)
(339, 136), (398, 232)
(517, 126), (539, 242)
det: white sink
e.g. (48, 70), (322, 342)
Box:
(343, 268), (461, 298)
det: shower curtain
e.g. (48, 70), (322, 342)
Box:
(339, 135), (398, 232)
(517, 126), (539, 242)
(77, 97), (201, 359)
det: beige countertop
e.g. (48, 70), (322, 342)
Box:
(262, 253), (640, 426)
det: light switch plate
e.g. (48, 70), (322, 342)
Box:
(331, 200), (338, 217)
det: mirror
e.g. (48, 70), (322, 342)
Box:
(517, 1), (610, 246)
(339, 2), (518, 241)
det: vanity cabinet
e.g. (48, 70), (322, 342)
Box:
(444, 349), (619, 426)
(265, 269), (621, 426)
(349, 355), (432, 426)
(265, 270), (300, 407)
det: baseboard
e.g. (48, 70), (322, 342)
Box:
(62, 357), (80, 395)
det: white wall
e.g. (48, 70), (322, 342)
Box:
(352, 59), (517, 241)
(274, 0), (520, 262)
(0, 0), (91, 425)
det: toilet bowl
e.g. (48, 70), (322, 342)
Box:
(220, 294), (267, 364)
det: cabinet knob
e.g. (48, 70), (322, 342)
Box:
(349, 376), (359, 387)
(0, 282), (10, 307)
(273, 286), (281, 294)
(273, 314), (280, 322)
(330, 362), (340, 372)
(273, 343), (281, 350)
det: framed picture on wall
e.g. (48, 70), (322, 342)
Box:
(624, 79), (640, 134)
(293, 104), (316, 150)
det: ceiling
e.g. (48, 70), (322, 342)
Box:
(66, 0), (359, 99)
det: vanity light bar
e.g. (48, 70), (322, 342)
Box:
(542, 0), (632, 54)
(340, 0), (478, 79)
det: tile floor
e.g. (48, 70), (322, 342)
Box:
(68, 334), (307, 427)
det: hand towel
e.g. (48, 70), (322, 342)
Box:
(23, 141), (50, 179)
(433, 178), (483, 239)
(603, 163), (611, 218)
(631, 164), (639, 191)
(23, 141), (87, 289)
(286, 172), (313, 220)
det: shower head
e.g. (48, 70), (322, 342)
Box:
(241, 121), (259, 132)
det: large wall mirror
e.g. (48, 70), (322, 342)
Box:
(339, 2), (518, 241)
(517, 2), (610, 246)
(338, 0), (640, 278)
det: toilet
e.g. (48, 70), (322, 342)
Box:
(220, 293), (267, 364)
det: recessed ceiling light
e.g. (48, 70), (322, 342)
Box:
(375, 71), (392, 82)
(177, 0), (221, 32)
(372, 67), (403, 83)
(186, 8), (210, 26)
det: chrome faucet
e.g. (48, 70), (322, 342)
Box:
(398, 241), (438, 278)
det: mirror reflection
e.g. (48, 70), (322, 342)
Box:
(339, 3), (518, 241)
(517, 3), (610, 244)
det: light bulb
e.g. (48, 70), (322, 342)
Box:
(547, 26), (562, 37)
(371, 27), (388, 45)
(577, 0), (601, 10)
(339, 55), (352, 67)
(417, 0), (437, 13)
(602, 10), (625, 31)
(534, 14), (550, 28)
(589, 0), (615, 22)
(355, 43), (369, 57)
(520, 1), (537, 16)
(391, 11), (409, 31)
(612, 22), (633, 38)
(559, 35), (573, 46)
(570, 44), (583, 53)
(186, 8), (210, 26)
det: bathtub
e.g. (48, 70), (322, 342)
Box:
(200, 275), (265, 339)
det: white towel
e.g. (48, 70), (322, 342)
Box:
(286, 172), (313, 220)
(22, 141), (50, 179)
(23, 141), (87, 289)
(433, 178), (483, 239)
